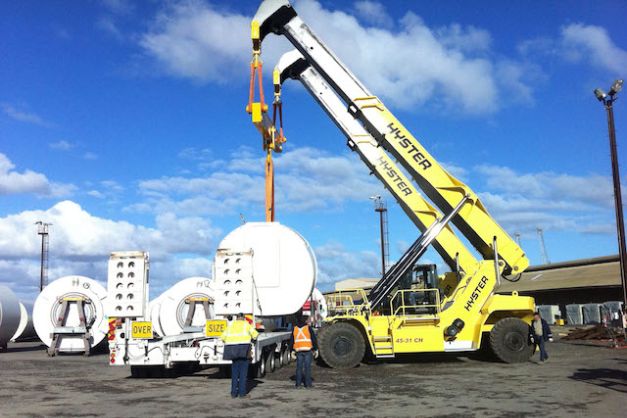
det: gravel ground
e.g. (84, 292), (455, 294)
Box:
(0, 336), (625, 417)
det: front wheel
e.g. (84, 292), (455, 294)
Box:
(489, 317), (534, 363)
(318, 322), (365, 369)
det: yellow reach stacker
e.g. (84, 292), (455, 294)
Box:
(248, 0), (536, 368)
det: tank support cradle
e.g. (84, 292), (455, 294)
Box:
(48, 296), (92, 357)
(182, 296), (213, 333)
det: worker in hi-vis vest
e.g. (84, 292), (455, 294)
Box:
(290, 314), (318, 388)
(221, 313), (259, 398)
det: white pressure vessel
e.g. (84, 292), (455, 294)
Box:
(148, 292), (167, 337)
(153, 277), (215, 336)
(217, 222), (317, 316)
(0, 285), (21, 348)
(33, 276), (108, 352)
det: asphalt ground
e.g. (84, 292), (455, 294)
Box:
(0, 335), (625, 417)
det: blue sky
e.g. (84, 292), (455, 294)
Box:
(1, 0), (626, 302)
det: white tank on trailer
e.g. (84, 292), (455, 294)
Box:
(216, 222), (317, 316)
(33, 276), (108, 352)
(153, 277), (215, 336)
(148, 292), (167, 337)
(0, 285), (21, 349)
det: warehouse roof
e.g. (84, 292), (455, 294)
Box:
(333, 278), (379, 291)
(331, 255), (621, 295)
(497, 254), (621, 293)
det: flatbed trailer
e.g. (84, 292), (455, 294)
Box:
(109, 323), (292, 378)
(106, 250), (297, 378)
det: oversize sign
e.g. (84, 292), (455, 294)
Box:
(205, 319), (227, 337)
(131, 321), (153, 339)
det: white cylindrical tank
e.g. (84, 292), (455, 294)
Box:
(0, 285), (21, 348)
(11, 302), (37, 342)
(217, 222), (317, 316)
(154, 277), (215, 336)
(148, 292), (167, 337)
(33, 276), (108, 352)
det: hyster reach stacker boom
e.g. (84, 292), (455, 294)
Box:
(249, 0), (536, 368)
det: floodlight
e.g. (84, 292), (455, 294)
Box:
(594, 88), (607, 101)
(609, 79), (623, 96)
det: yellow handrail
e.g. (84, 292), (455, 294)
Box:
(390, 289), (441, 317)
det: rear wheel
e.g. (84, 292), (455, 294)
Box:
(276, 347), (285, 369)
(282, 347), (291, 365)
(219, 365), (231, 378)
(265, 349), (276, 373)
(131, 365), (169, 378)
(253, 353), (266, 378)
(489, 317), (533, 363)
(319, 322), (365, 369)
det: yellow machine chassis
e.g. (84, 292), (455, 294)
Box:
(326, 284), (534, 356)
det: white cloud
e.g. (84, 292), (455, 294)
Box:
(49, 140), (75, 151)
(83, 152), (98, 160)
(96, 17), (124, 40)
(132, 145), (382, 216)
(139, 1), (289, 83)
(435, 23), (492, 53)
(138, 0), (530, 114)
(0, 153), (75, 197)
(0, 201), (220, 300)
(1, 103), (51, 127)
(87, 180), (124, 200)
(519, 23), (627, 76)
(100, 0), (133, 15)
(314, 241), (379, 285)
(354, 1), (393, 29)
(473, 165), (615, 234)
(560, 23), (627, 74)
(87, 190), (105, 199)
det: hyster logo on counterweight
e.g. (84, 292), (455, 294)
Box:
(464, 276), (489, 311)
(386, 123), (432, 170)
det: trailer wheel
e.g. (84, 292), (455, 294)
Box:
(130, 366), (145, 378)
(282, 347), (291, 366)
(276, 349), (284, 369)
(319, 322), (365, 369)
(131, 365), (166, 378)
(219, 366), (231, 378)
(254, 353), (266, 378)
(265, 350), (275, 373)
(489, 317), (534, 363)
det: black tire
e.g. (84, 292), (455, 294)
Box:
(253, 354), (266, 378)
(219, 365), (231, 378)
(265, 349), (275, 373)
(130, 366), (145, 378)
(276, 349), (284, 369)
(131, 365), (165, 378)
(318, 322), (365, 369)
(282, 347), (291, 365)
(489, 317), (534, 363)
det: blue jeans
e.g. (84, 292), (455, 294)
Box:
(536, 338), (548, 361)
(231, 358), (249, 397)
(296, 351), (313, 387)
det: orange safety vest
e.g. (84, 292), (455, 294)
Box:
(293, 325), (313, 352)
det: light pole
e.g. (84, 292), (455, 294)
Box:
(35, 221), (52, 292)
(370, 195), (389, 276)
(594, 79), (627, 330)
